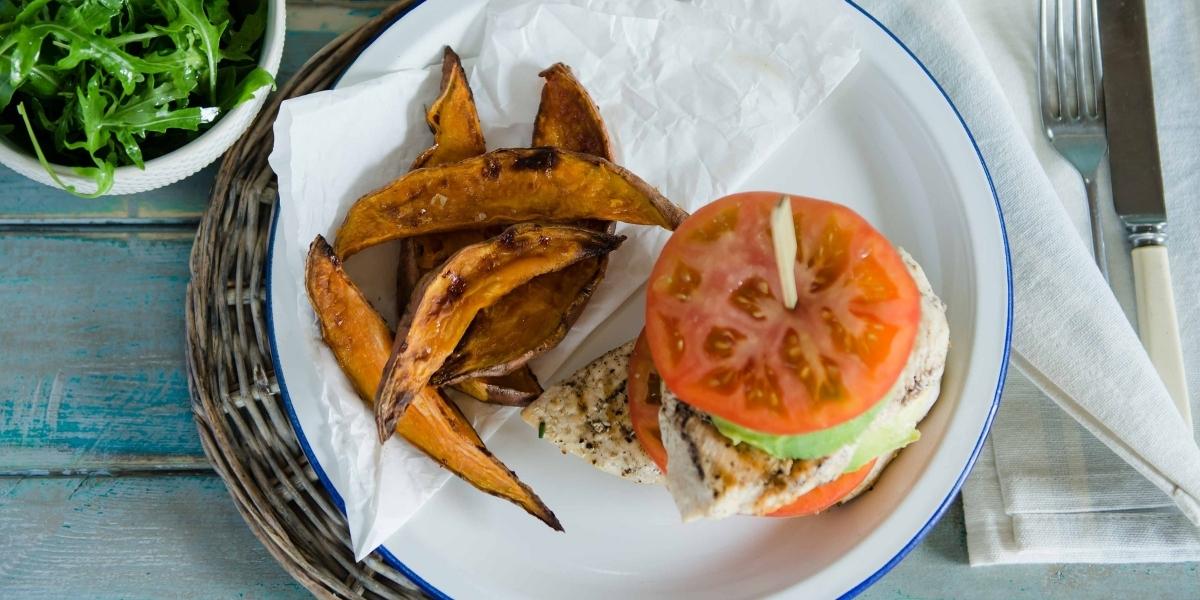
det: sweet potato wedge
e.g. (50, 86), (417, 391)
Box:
(394, 49), (546, 404)
(436, 63), (620, 382)
(532, 63), (615, 159)
(374, 224), (626, 441)
(452, 368), (543, 406)
(333, 147), (685, 258)
(435, 255), (606, 383)
(304, 236), (560, 530)
(410, 47), (486, 170)
(398, 47), (491, 302)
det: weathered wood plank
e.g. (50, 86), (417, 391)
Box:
(0, 29), (338, 223)
(865, 498), (1200, 599)
(0, 233), (206, 473)
(2, 478), (1193, 599)
(0, 474), (307, 599)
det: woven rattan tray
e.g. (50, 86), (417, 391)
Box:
(184, 3), (425, 597)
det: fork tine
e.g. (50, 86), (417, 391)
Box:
(1073, 0), (1089, 117)
(1038, 0), (1058, 122)
(1055, 0), (1072, 119)
(1088, 0), (1104, 118)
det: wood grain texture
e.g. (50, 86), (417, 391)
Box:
(0, 233), (206, 473)
(0, 474), (307, 599)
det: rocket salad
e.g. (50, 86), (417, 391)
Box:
(0, 0), (275, 196)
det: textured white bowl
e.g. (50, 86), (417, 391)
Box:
(0, 1), (286, 196)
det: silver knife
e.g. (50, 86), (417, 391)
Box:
(1098, 0), (1191, 425)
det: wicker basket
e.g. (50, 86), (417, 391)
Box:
(185, 3), (425, 597)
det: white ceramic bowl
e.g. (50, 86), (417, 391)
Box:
(0, 1), (286, 196)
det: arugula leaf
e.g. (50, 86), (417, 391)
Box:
(17, 101), (113, 197)
(222, 0), (266, 62)
(11, 0), (52, 26)
(7, 26), (47, 89)
(60, 0), (123, 35)
(114, 128), (142, 168)
(217, 65), (273, 112)
(0, 61), (14, 111)
(64, 71), (110, 154)
(168, 0), (226, 105)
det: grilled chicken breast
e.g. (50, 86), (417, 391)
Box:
(521, 341), (663, 484)
(657, 250), (949, 520)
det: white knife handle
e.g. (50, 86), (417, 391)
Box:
(1131, 244), (1192, 425)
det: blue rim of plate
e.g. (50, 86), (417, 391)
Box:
(263, 1), (1013, 598)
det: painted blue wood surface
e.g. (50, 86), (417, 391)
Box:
(0, 233), (205, 473)
(0, 474), (306, 598)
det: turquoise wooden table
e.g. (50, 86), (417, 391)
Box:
(1, 2), (1196, 598)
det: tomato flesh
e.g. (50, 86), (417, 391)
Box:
(645, 192), (920, 435)
(628, 332), (668, 471)
(767, 459), (876, 517)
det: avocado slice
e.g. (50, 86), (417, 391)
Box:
(711, 394), (887, 460)
(713, 392), (926, 472)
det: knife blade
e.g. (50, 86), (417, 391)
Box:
(1097, 0), (1192, 425)
(1098, 0), (1165, 237)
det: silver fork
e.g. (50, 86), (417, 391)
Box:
(1038, 0), (1109, 279)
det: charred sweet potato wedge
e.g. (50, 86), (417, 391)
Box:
(435, 257), (606, 383)
(410, 47), (486, 170)
(532, 63), (615, 159)
(374, 224), (626, 441)
(333, 147), (685, 258)
(394, 49), (546, 402)
(398, 47), (490, 302)
(435, 64), (619, 382)
(304, 236), (560, 530)
(452, 368), (543, 406)
(399, 228), (497, 302)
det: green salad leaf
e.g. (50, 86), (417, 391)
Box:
(0, 0), (275, 196)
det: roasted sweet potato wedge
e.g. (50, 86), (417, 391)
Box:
(333, 147), (685, 258)
(452, 368), (543, 406)
(436, 63), (620, 382)
(374, 224), (626, 441)
(410, 47), (486, 170)
(436, 254), (606, 383)
(398, 47), (491, 302)
(394, 49), (546, 403)
(304, 236), (560, 530)
(532, 63), (615, 159)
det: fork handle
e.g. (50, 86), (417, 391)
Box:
(1131, 244), (1192, 425)
(1084, 175), (1109, 280)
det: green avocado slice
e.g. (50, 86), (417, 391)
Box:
(843, 390), (935, 471)
(713, 392), (928, 472)
(711, 395), (888, 460)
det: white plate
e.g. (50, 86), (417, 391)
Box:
(267, 1), (1012, 598)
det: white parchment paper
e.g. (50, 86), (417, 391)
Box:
(269, 0), (859, 559)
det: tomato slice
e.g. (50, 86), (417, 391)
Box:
(628, 331), (667, 471)
(645, 192), (920, 435)
(767, 459), (876, 517)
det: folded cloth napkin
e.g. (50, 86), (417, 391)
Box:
(856, 0), (1200, 564)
